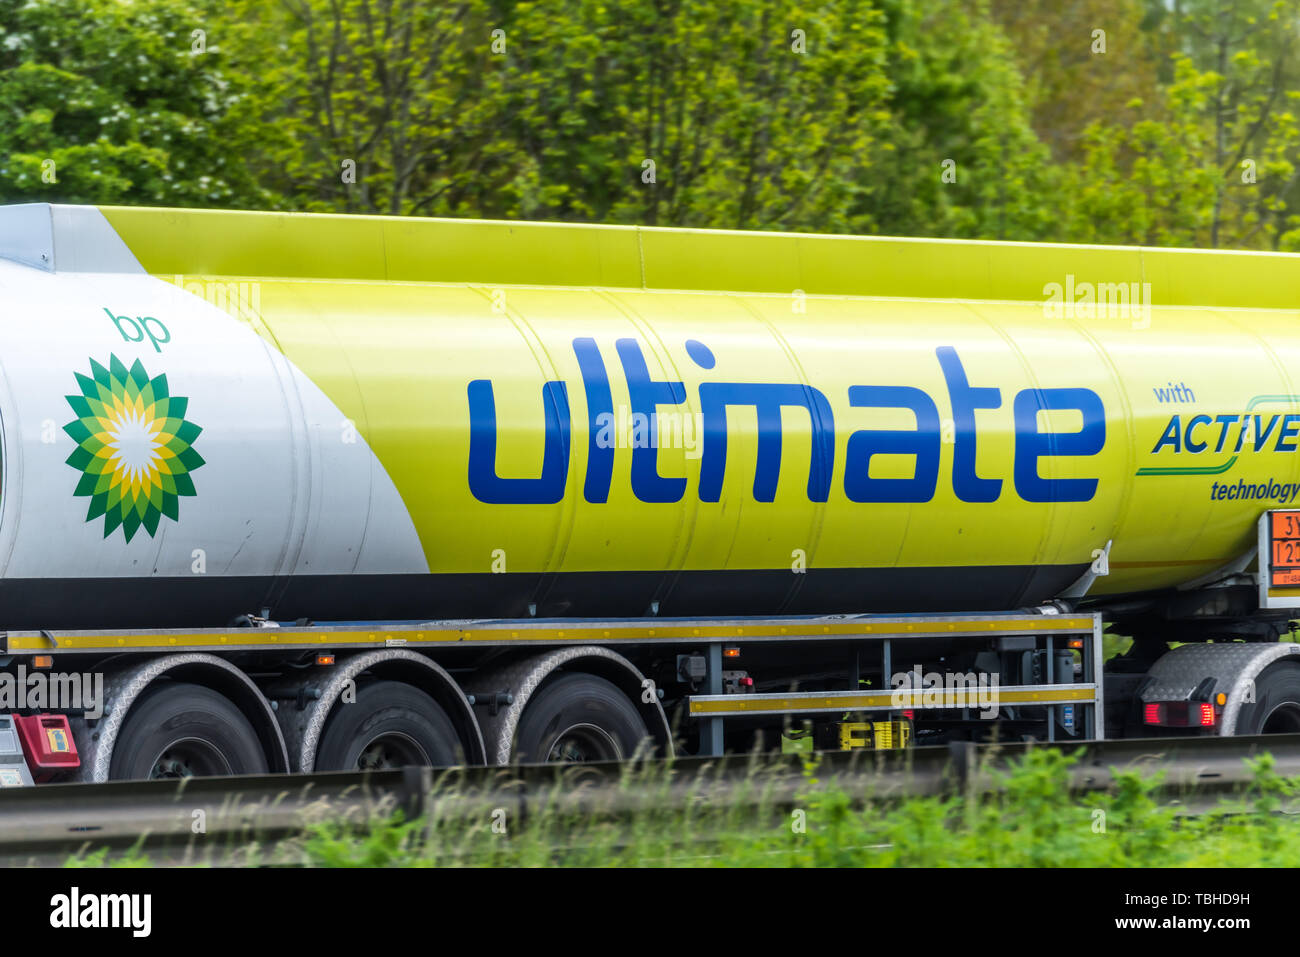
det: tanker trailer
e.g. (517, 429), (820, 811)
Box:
(0, 202), (1296, 784)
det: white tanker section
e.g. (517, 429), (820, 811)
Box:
(0, 212), (426, 628)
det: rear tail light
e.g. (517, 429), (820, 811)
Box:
(1143, 701), (1217, 728)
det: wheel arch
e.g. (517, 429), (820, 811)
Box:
(1141, 642), (1300, 735)
(462, 646), (673, 765)
(73, 653), (290, 782)
(279, 649), (485, 771)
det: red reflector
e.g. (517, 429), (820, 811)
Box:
(1143, 703), (1162, 725)
(13, 714), (80, 780)
(1199, 703), (1216, 727)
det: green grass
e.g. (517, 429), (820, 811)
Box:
(308, 751), (1300, 867)
(67, 747), (1300, 867)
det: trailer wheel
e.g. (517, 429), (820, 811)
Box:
(109, 682), (269, 780)
(513, 673), (649, 763)
(315, 681), (463, 770)
(1234, 662), (1300, 735)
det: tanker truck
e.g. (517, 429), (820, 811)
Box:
(0, 201), (1297, 784)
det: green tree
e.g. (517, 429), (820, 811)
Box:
(1172, 0), (1300, 248)
(0, 0), (274, 206)
(871, 0), (1059, 240)
(1059, 0), (1300, 249)
(1061, 58), (1219, 246)
(487, 0), (894, 231)
(490, 0), (1059, 239)
(233, 0), (1060, 240)
(990, 0), (1165, 163)
(231, 0), (506, 215)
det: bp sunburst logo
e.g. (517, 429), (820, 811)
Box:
(63, 355), (205, 542)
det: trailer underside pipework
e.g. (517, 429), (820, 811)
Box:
(3, 203), (1300, 783)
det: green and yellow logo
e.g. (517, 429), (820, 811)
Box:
(63, 355), (205, 542)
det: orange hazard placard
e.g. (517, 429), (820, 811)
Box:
(1269, 511), (1300, 587)
(1273, 511), (1300, 540)
(1273, 540), (1300, 567)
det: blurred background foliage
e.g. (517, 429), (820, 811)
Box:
(3, 0), (1300, 248)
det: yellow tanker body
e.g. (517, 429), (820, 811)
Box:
(1, 204), (1298, 629)
(10, 203), (1300, 779)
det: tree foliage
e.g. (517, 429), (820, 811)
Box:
(4, 0), (1300, 250)
(0, 0), (272, 206)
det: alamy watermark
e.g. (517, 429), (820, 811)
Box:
(1042, 274), (1152, 326)
(172, 274), (262, 321)
(593, 405), (706, 458)
(890, 666), (999, 719)
(0, 666), (104, 719)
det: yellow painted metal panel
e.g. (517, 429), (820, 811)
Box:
(95, 206), (1300, 598)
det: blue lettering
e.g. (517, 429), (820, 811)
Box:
(1151, 416), (1181, 453)
(1213, 414), (1238, 453)
(617, 338), (686, 503)
(573, 337), (614, 503)
(843, 386), (940, 503)
(1013, 388), (1105, 502)
(467, 379), (570, 504)
(1276, 414), (1300, 452)
(466, 340), (1112, 507)
(1254, 414), (1280, 450)
(698, 382), (834, 502)
(936, 346), (1001, 503)
(1183, 413), (1212, 453)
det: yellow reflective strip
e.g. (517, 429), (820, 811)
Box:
(5, 615), (1095, 653)
(689, 685), (1095, 714)
(995, 687), (1096, 703)
(689, 693), (904, 713)
(6, 632), (392, 651)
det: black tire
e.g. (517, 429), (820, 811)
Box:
(513, 673), (649, 763)
(1235, 662), (1300, 734)
(109, 682), (269, 780)
(315, 680), (463, 770)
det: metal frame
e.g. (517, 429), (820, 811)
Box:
(3, 609), (1105, 757)
(686, 611), (1104, 755)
